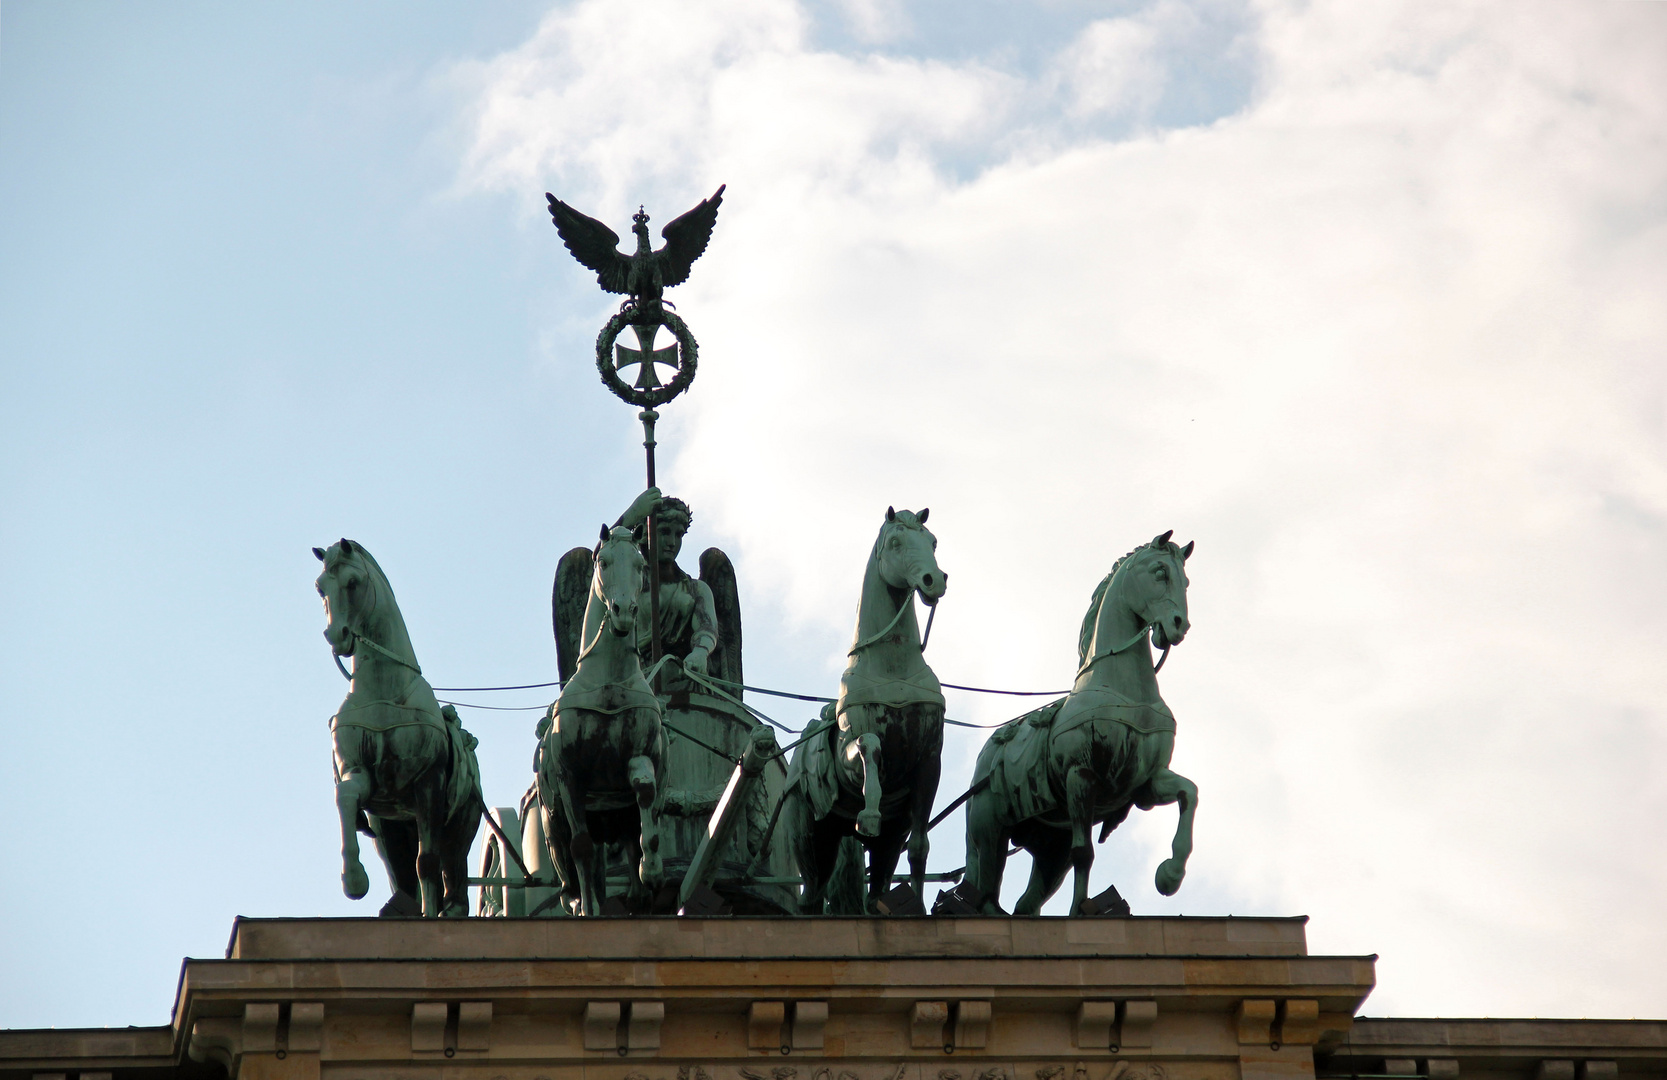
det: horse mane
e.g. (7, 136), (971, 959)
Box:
(1077, 548), (1139, 667)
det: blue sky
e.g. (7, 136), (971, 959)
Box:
(3, 0), (1666, 1030)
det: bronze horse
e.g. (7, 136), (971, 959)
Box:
(315, 539), (482, 917)
(962, 532), (1199, 915)
(538, 525), (667, 915)
(781, 507), (947, 913)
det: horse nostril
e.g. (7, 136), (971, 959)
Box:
(922, 573), (934, 587)
(1172, 615), (1184, 629)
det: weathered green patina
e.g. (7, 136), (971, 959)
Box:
(538, 524), (668, 916)
(962, 531), (1199, 916)
(533, 489), (793, 914)
(781, 507), (947, 914)
(314, 539), (483, 918)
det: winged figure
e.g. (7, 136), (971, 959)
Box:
(546, 185), (726, 314)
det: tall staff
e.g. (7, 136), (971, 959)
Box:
(546, 186), (726, 677)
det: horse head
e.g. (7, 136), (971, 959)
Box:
(877, 506), (947, 606)
(593, 524), (646, 637)
(314, 538), (371, 657)
(1117, 530), (1193, 649)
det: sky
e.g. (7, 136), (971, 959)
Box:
(2, 0), (1665, 1031)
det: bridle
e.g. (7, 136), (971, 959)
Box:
(327, 560), (422, 683)
(848, 523), (942, 657)
(1074, 554), (1185, 679)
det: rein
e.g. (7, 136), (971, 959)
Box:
(849, 594), (939, 656)
(1074, 624), (1156, 680)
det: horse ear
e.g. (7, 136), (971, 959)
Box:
(599, 523), (610, 544)
(1181, 540), (1195, 561)
(917, 507), (929, 524)
(313, 547), (326, 562)
(1154, 529), (1173, 547)
(631, 522), (645, 545)
(339, 538), (354, 554)
(886, 506), (897, 522)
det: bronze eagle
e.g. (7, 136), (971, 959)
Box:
(546, 185), (725, 314)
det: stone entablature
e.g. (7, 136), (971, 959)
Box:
(2, 918), (1659, 1080)
(1322, 1019), (1667, 1080)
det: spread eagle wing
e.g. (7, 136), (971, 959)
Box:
(552, 546), (594, 685)
(546, 194), (631, 294)
(655, 184), (726, 289)
(699, 545), (743, 688)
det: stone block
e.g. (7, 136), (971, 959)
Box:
(1580, 1064), (1618, 1080)
(1385, 1061), (1419, 1076)
(1538, 1062), (1576, 1080)
(1121, 1000), (1158, 1049)
(955, 1000), (991, 1049)
(1281, 1000), (1320, 1046)
(411, 1003), (447, 1054)
(244, 1004), (281, 1054)
(584, 1002), (621, 1051)
(627, 1001), (664, 1050)
(1427, 1060), (1459, 1080)
(458, 1002), (492, 1052)
(792, 1001), (828, 1050)
(1238, 1000), (1277, 1046)
(911, 1002), (949, 1049)
(1076, 1002), (1118, 1049)
(749, 1002), (786, 1050)
(288, 1004), (324, 1053)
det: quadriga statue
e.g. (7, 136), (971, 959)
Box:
(780, 507), (947, 914)
(313, 539), (484, 917)
(961, 531), (1199, 915)
(533, 488), (793, 914)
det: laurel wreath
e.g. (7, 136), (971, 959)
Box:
(594, 307), (699, 408)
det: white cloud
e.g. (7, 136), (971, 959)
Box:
(458, 0), (1667, 1017)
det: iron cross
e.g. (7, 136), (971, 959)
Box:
(614, 322), (679, 391)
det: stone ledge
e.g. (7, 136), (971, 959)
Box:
(226, 916), (1314, 962)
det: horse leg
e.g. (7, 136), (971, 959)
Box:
(335, 767), (373, 899)
(846, 732), (884, 836)
(1144, 767), (1199, 895)
(628, 754), (661, 886)
(783, 795), (821, 915)
(555, 768), (598, 915)
(906, 750), (940, 902)
(866, 813), (910, 912)
(1012, 825), (1072, 915)
(1066, 764), (1097, 915)
(414, 813), (443, 918)
(440, 806), (480, 917)
(372, 817), (422, 913)
(963, 796), (1009, 915)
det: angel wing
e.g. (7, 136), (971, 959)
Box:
(699, 545), (743, 688)
(656, 184), (726, 289)
(546, 195), (631, 294)
(552, 546), (594, 684)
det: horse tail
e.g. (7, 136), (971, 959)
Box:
(826, 835), (867, 915)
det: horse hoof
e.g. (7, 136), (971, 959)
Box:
(342, 863), (370, 900)
(857, 810), (881, 837)
(1155, 858), (1186, 896)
